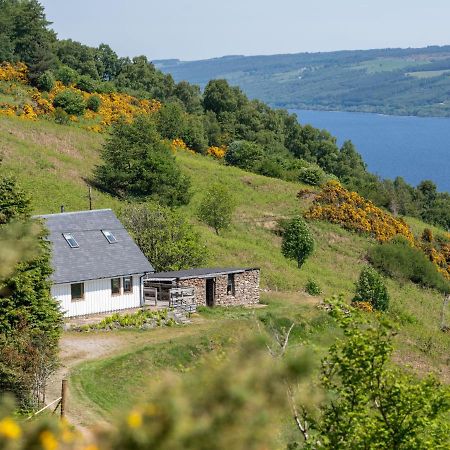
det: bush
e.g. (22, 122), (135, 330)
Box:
(281, 216), (315, 268)
(36, 70), (55, 92)
(53, 107), (70, 125)
(52, 90), (85, 115)
(76, 75), (97, 93)
(225, 140), (265, 171)
(368, 237), (450, 294)
(305, 279), (322, 295)
(86, 95), (101, 112)
(55, 65), (78, 86)
(298, 165), (327, 186)
(353, 266), (390, 311)
(197, 183), (235, 234)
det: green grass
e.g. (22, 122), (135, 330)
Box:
(352, 58), (427, 74)
(407, 69), (450, 79)
(2, 115), (449, 421)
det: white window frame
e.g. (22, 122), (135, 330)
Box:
(102, 230), (117, 244)
(63, 233), (79, 248)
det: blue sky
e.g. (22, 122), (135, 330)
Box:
(40, 0), (450, 61)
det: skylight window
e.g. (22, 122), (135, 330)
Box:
(102, 230), (117, 244)
(63, 233), (79, 248)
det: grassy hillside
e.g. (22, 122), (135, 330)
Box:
(156, 45), (450, 117)
(2, 116), (449, 427)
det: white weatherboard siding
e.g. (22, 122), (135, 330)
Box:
(52, 275), (144, 317)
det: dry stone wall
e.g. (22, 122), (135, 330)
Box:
(178, 270), (260, 307)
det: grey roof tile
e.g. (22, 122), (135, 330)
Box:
(146, 267), (258, 280)
(34, 209), (154, 284)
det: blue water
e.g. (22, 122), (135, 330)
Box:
(290, 109), (450, 192)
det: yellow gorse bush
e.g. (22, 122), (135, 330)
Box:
(170, 138), (196, 154)
(0, 62), (28, 83)
(305, 180), (415, 244)
(0, 64), (161, 130)
(207, 145), (227, 159)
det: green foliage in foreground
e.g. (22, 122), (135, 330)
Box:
(292, 300), (450, 449)
(120, 202), (206, 272)
(94, 116), (191, 206)
(353, 266), (390, 311)
(281, 216), (315, 268)
(368, 237), (450, 294)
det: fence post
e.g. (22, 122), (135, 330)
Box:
(60, 379), (67, 419)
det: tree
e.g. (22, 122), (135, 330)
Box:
(0, 175), (62, 409)
(120, 202), (206, 272)
(203, 79), (245, 116)
(0, 0), (57, 82)
(174, 81), (203, 114)
(353, 266), (390, 311)
(0, 174), (31, 225)
(197, 184), (235, 235)
(281, 217), (315, 268)
(94, 116), (191, 206)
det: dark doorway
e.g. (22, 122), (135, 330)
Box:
(206, 278), (215, 307)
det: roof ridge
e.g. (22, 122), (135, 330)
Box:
(33, 209), (113, 219)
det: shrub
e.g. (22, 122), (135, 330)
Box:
(353, 266), (390, 311)
(53, 107), (70, 125)
(76, 75), (97, 93)
(55, 65), (78, 86)
(36, 70), (55, 92)
(298, 165), (327, 186)
(197, 184), (235, 235)
(305, 181), (415, 244)
(281, 216), (315, 268)
(225, 140), (265, 171)
(52, 90), (85, 115)
(368, 237), (450, 294)
(86, 95), (101, 112)
(305, 278), (322, 295)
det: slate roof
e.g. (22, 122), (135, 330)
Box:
(146, 267), (258, 281)
(34, 209), (154, 284)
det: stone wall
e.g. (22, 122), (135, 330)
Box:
(178, 277), (206, 305)
(178, 269), (260, 307)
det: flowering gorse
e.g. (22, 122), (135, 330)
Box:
(305, 180), (415, 244)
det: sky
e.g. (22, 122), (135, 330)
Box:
(40, 0), (450, 61)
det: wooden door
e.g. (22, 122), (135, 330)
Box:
(206, 278), (215, 307)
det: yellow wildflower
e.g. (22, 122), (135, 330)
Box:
(0, 417), (21, 439)
(127, 411), (142, 429)
(40, 430), (58, 450)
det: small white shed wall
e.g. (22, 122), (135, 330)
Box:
(51, 274), (143, 317)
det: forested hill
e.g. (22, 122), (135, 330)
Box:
(155, 46), (450, 117)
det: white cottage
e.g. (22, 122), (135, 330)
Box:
(36, 209), (154, 317)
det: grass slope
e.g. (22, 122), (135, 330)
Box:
(2, 116), (449, 422)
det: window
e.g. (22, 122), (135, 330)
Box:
(102, 230), (117, 244)
(71, 283), (84, 301)
(227, 274), (235, 296)
(111, 277), (121, 295)
(63, 233), (79, 248)
(123, 276), (133, 293)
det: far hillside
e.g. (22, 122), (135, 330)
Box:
(156, 45), (450, 117)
